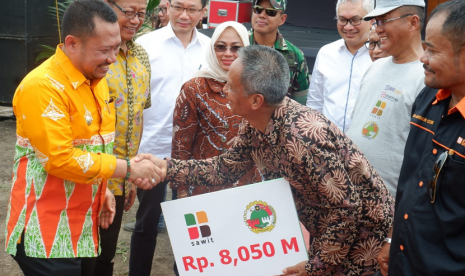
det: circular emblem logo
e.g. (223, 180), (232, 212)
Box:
(361, 121), (379, 140)
(244, 201), (276, 234)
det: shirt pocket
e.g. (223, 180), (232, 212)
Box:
(435, 154), (465, 228)
(108, 97), (117, 125)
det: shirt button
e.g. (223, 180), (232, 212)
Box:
(419, 181), (424, 187)
(433, 149), (438, 155)
(221, 137), (227, 142)
(223, 123), (229, 129)
(404, 214), (408, 220)
(400, 245), (404, 251)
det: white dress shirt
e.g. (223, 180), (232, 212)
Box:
(306, 39), (372, 132)
(136, 23), (210, 158)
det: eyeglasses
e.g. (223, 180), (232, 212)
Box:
(252, 5), (282, 17)
(214, 45), (242, 53)
(374, 14), (413, 28)
(156, 6), (167, 14)
(365, 40), (381, 50)
(427, 151), (449, 204)
(110, 1), (147, 20)
(334, 16), (363, 26)
(170, 4), (203, 14)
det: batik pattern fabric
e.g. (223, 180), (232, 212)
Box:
(167, 97), (394, 275)
(249, 30), (310, 105)
(106, 40), (151, 196)
(171, 77), (261, 196)
(5, 45), (117, 258)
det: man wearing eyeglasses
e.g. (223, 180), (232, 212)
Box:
(96, 0), (152, 275)
(306, 0), (373, 132)
(130, 0), (210, 275)
(377, 1), (465, 275)
(153, 0), (170, 29)
(347, 0), (425, 199)
(365, 27), (390, 61)
(249, 0), (310, 106)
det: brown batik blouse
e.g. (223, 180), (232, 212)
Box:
(171, 77), (261, 196)
(167, 97), (394, 275)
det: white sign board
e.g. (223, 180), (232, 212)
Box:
(161, 178), (308, 276)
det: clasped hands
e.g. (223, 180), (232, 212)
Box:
(127, 154), (167, 190)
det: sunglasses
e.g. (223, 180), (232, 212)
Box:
(214, 45), (242, 53)
(427, 150), (449, 204)
(252, 5), (282, 17)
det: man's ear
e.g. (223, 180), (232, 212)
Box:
(279, 13), (287, 26)
(250, 93), (265, 111)
(64, 35), (78, 53)
(410, 15), (421, 31)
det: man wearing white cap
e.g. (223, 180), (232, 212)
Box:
(347, 0), (425, 198)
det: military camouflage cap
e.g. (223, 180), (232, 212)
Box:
(254, 0), (287, 11)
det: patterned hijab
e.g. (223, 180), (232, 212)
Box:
(193, 21), (250, 82)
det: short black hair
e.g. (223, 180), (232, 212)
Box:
(61, 0), (118, 41)
(399, 5), (425, 30)
(429, 0), (465, 53)
(168, 0), (208, 8)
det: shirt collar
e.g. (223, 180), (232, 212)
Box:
(433, 89), (465, 118)
(337, 39), (368, 55)
(249, 29), (287, 50)
(263, 97), (290, 145)
(167, 22), (199, 46)
(55, 44), (101, 89)
(125, 40), (136, 55)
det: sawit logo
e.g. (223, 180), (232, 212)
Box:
(184, 211), (214, 247)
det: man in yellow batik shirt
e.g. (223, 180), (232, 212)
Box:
(95, 0), (152, 275)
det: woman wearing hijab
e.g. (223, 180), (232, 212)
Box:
(171, 21), (261, 198)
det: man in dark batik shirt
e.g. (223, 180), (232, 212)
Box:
(139, 45), (393, 276)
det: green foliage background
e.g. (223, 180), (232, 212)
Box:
(36, 0), (160, 63)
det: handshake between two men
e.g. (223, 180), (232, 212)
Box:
(101, 154), (168, 229)
(127, 153), (168, 189)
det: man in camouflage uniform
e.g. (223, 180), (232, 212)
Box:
(249, 0), (309, 105)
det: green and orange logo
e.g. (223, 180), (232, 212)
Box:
(362, 121), (380, 140)
(244, 201), (276, 234)
(371, 100), (386, 117)
(184, 211), (211, 240)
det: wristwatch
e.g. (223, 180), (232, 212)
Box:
(384, 237), (392, 244)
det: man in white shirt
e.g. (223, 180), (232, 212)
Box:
(347, 0), (425, 198)
(129, 0), (210, 275)
(306, 0), (373, 132)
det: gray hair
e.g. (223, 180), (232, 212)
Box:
(237, 45), (289, 106)
(336, 0), (374, 15)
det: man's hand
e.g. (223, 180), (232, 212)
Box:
(378, 241), (390, 276)
(281, 260), (307, 276)
(128, 157), (162, 189)
(100, 188), (116, 229)
(124, 183), (136, 212)
(132, 153), (168, 185)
